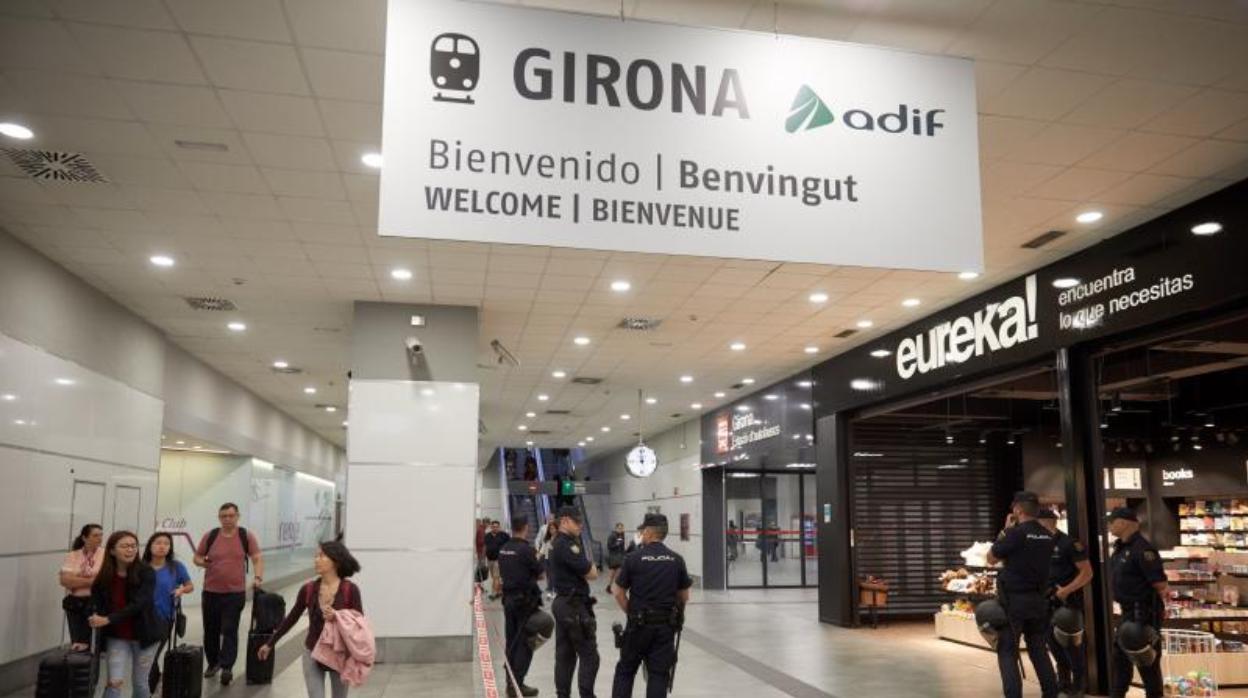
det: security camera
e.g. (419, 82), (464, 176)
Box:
(405, 336), (425, 365)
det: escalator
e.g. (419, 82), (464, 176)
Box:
(497, 447), (606, 566)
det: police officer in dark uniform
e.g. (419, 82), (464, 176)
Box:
(987, 491), (1060, 698)
(1107, 506), (1168, 698)
(499, 516), (544, 698)
(1036, 509), (1093, 697)
(610, 513), (691, 698)
(549, 506), (600, 698)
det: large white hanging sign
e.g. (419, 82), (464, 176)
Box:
(379, 0), (982, 271)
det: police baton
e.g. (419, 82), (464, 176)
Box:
(667, 627), (682, 694)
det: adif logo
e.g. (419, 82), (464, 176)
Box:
(897, 276), (1039, 380)
(786, 86), (946, 136)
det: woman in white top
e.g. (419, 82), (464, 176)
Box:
(60, 524), (104, 650)
(535, 521), (558, 596)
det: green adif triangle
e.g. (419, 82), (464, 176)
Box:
(785, 85), (834, 134)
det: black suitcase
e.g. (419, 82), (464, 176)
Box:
(250, 588), (286, 634)
(36, 648), (97, 698)
(161, 608), (203, 698)
(245, 633), (274, 685)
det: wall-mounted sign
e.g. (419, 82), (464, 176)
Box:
(1114, 467), (1143, 491)
(380, 0), (982, 271)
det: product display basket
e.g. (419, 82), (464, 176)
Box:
(1161, 629), (1218, 696)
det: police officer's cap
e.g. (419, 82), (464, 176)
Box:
(555, 505), (582, 522)
(641, 513), (668, 529)
(1037, 509), (1058, 520)
(1107, 506), (1138, 522)
(1011, 491), (1040, 506)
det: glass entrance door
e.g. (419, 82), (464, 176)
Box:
(725, 471), (817, 588)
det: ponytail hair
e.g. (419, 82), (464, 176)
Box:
(72, 524), (102, 551)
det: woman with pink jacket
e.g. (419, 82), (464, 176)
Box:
(257, 542), (372, 698)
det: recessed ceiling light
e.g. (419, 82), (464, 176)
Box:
(303, 386), (317, 395)
(54, 378), (75, 386)
(714, 391), (726, 398)
(324, 406), (337, 413)
(192, 445), (202, 450)
(620, 414), (631, 420)
(1052, 277), (1080, 289)
(850, 378), (878, 391)
(552, 370), (567, 379)
(175, 440), (185, 445)
(610, 280), (631, 292)
(518, 425), (528, 431)
(586, 436), (595, 442)
(856, 320), (873, 329)
(149, 254), (175, 268)
(730, 342), (746, 351)
(799, 403), (811, 410)
(645, 397), (658, 405)
(958, 271), (979, 281)
(272, 360), (289, 369)
(809, 292), (829, 303)
(342, 421), (348, 427)
(742, 378), (756, 385)
(577, 441), (586, 447)
(361, 152), (383, 168)
(390, 268), (413, 281)
(227, 321), (246, 332)
(525, 411), (536, 418)
(870, 349), (892, 358)
(1, 393), (15, 401)
(902, 298), (921, 308)
(736, 405), (750, 412)
(1076, 211), (1103, 224)
(525, 440), (534, 446)
(0, 123), (34, 140)
(1191, 221), (1222, 236)
(601, 426), (610, 432)
(691, 403), (703, 410)
(13, 419), (26, 426)
(574, 336), (591, 346)
(804, 345), (819, 354)
(764, 394), (779, 401)
(797, 380), (812, 388)
(537, 394), (549, 401)
(680, 375), (694, 383)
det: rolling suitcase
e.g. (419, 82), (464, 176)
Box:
(245, 633), (274, 685)
(245, 588), (283, 685)
(161, 601), (203, 698)
(36, 634), (97, 698)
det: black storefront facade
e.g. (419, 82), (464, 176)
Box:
(803, 179), (1248, 693)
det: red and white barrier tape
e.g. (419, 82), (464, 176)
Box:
(474, 585), (501, 698)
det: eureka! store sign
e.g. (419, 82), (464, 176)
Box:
(379, 0), (982, 271)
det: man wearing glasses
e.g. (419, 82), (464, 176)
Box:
(194, 503), (263, 686)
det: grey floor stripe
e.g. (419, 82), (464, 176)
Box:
(203, 629), (306, 698)
(680, 627), (840, 698)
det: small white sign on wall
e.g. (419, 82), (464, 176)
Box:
(379, 0), (982, 271)
(1113, 468), (1142, 491)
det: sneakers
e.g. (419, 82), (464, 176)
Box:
(220, 669), (233, 686)
(203, 666), (219, 679)
(506, 684), (539, 697)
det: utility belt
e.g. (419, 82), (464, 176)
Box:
(628, 606), (683, 629)
(555, 592), (595, 608)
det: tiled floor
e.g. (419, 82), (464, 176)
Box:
(10, 585), (1247, 696)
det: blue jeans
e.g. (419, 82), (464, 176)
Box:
(104, 637), (159, 698)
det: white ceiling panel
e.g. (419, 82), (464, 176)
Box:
(164, 0), (291, 43)
(285, 0), (386, 53)
(219, 90), (325, 137)
(68, 23), (205, 84)
(300, 49), (384, 102)
(190, 36), (309, 95)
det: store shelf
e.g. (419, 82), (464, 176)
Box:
(1168, 615), (1248, 623)
(1168, 578), (1218, 586)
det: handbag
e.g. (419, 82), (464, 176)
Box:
(61, 595), (91, 614)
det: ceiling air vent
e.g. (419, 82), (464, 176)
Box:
(619, 317), (662, 331)
(5, 149), (107, 183)
(834, 329), (858, 339)
(545, 409), (572, 416)
(174, 140), (229, 152)
(271, 365), (303, 375)
(527, 429), (552, 435)
(1021, 230), (1066, 249)
(571, 377), (603, 385)
(183, 296), (237, 312)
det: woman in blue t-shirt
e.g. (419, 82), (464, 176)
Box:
(143, 532), (194, 626)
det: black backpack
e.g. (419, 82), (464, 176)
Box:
(205, 527), (252, 572)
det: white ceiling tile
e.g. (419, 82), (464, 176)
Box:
(0, 17), (99, 73)
(220, 218), (294, 241)
(341, 173), (379, 203)
(329, 140), (380, 174)
(36, 116), (164, 157)
(300, 48), (383, 102)
(352, 200), (377, 228)
(1024, 167), (1133, 201)
(4, 70), (133, 119)
(977, 115), (1047, 161)
(1095, 173), (1201, 206)
(948, 0), (1105, 64)
(312, 261), (372, 280)
(219, 90), (324, 137)
(293, 222), (363, 245)
(1079, 131), (1198, 171)
(317, 99), (381, 142)
(199, 191), (283, 219)
(980, 161), (1065, 199)
(0, 176), (56, 204)
(276, 196), (356, 225)
(1149, 140), (1248, 179)
(262, 169), (345, 199)
(301, 243), (368, 264)
(242, 132), (337, 171)
(127, 186), (210, 214)
(982, 67), (1115, 122)
(164, 0), (290, 42)
(285, 0), (385, 53)
(178, 162), (270, 194)
(1039, 6), (1169, 77)
(68, 23), (205, 84)
(190, 36), (309, 95)
(113, 81), (232, 128)
(1144, 89), (1248, 137)
(1061, 79), (1199, 130)
(50, 0), (176, 29)
(1004, 123), (1125, 167)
